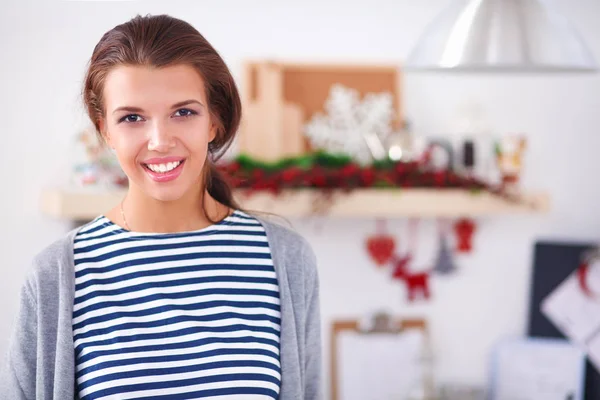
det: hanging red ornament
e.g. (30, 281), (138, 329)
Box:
(390, 219), (431, 302)
(391, 253), (431, 302)
(365, 219), (396, 266)
(454, 218), (476, 253)
(578, 248), (600, 299)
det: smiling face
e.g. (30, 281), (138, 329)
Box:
(99, 64), (217, 202)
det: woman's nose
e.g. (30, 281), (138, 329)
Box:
(147, 122), (176, 152)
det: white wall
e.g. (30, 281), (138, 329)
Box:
(2, 0), (600, 395)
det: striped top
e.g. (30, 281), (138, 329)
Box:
(72, 210), (281, 400)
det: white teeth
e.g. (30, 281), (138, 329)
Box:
(146, 161), (181, 173)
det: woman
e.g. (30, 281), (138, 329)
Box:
(2, 14), (322, 400)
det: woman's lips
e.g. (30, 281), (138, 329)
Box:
(142, 158), (185, 182)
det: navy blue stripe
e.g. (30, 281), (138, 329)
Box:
(77, 221), (110, 235)
(75, 230), (122, 243)
(75, 259), (275, 291)
(232, 213), (256, 221)
(75, 251), (272, 280)
(74, 228), (267, 245)
(74, 281), (277, 319)
(75, 324), (279, 354)
(81, 373), (280, 400)
(75, 237), (268, 255)
(78, 333), (279, 365)
(87, 386), (278, 400)
(138, 386), (277, 400)
(74, 286), (279, 306)
(79, 359), (279, 391)
(77, 347), (277, 380)
(73, 300), (281, 331)
(76, 272), (276, 292)
(75, 264), (275, 296)
(74, 220), (262, 243)
(74, 312), (281, 345)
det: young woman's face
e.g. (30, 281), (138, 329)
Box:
(100, 64), (216, 202)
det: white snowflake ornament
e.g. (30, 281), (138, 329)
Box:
(304, 84), (395, 165)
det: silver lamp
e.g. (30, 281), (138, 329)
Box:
(405, 0), (598, 72)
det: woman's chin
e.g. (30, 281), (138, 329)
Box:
(136, 180), (193, 203)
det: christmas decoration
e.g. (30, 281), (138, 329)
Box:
(577, 247), (600, 299)
(219, 149), (530, 218)
(454, 218), (476, 253)
(304, 84), (395, 165)
(365, 219), (396, 266)
(71, 126), (127, 188)
(421, 140), (455, 172)
(432, 220), (457, 275)
(391, 253), (431, 302)
(364, 217), (474, 302)
(384, 219), (432, 302)
(385, 120), (426, 162)
(219, 151), (492, 193)
(495, 135), (527, 193)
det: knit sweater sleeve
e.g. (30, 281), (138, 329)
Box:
(302, 240), (323, 400)
(1, 270), (38, 400)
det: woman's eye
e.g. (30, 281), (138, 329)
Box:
(174, 108), (198, 118)
(119, 114), (143, 124)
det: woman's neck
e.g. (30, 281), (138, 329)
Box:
(110, 182), (231, 233)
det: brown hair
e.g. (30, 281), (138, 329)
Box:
(82, 14), (241, 220)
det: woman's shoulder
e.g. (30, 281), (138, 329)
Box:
(25, 227), (80, 289)
(252, 213), (318, 274)
(252, 214), (312, 250)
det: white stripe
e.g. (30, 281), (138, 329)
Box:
(74, 305), (281, 337)
(224, 215), (263, 224)
(77, 335), (279, 372)
(76, 217), (107, 234)
(98, 379), (280, 400)
(75, 262), (275, 293)
(74, 221), (264, 245)
(79, 353), (279, 388)
(75, 256), (274, 289)
(75, 253), (273, 286)
(74, 245), (271, 272)
(75, 276), (278, 301)
(81, 366), (280, 399)
(75, 224), (123, 241)
(74, 233), (268, 259)
(73, 288), (279, 325)
(75, 254), (273, 280)
(74, 284), (279, 313)
(75, 317), (281, 356)
(74, 291), (280, 318)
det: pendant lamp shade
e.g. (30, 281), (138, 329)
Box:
(405, 0), (597, 72)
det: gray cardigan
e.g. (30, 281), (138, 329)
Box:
(1, 217), (322, 400)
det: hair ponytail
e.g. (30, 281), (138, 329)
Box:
(205, 163), (239, 222)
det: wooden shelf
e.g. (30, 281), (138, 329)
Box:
(40, 187), (550, 220)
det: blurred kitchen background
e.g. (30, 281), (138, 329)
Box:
(2, 0), (600, 399)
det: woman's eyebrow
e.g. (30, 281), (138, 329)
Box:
(112, 99), (205, 115)
(171, 99), (205, 109)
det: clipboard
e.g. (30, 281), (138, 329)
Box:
(330, 313), (432, 400)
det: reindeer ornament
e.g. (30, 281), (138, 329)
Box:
(391, 253), (431, 301)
